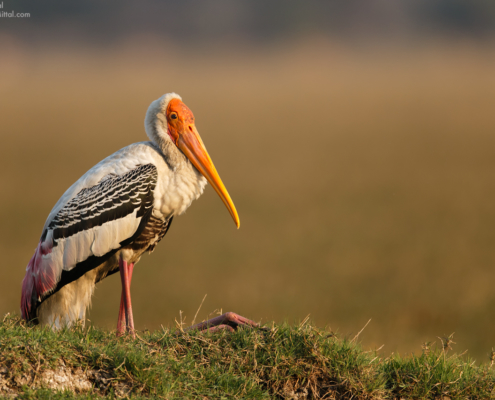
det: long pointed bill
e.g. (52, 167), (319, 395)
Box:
(177, 125), (240, 228)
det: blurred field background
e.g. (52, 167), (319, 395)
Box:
(1, 1), (495, 361)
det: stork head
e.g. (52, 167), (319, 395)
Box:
(145, 93), (240, 228)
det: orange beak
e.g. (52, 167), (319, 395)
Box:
(177, 124), (240, 228)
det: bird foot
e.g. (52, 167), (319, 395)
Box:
(182, 312), (264, 333)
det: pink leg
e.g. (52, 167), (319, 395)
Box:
(117, 258), (135, 338)
(184, 312), (262, 333)
(126, 263), (135, 333)
(117, 263), (134, 336)
(117, 296), (126, 336)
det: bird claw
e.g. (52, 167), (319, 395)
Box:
(181, 312), (265, 334)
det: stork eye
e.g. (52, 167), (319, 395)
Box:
(170, 113), (178, 120)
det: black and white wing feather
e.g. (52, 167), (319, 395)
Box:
(21, 163), (158, 320)
(45, 163), (157, 254)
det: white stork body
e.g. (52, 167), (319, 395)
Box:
(21, 93), (238, 331)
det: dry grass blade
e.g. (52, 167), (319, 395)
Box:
(299, 314), (311, 328)
(191, 294), (207, 326)
(351, 319), (371, 344)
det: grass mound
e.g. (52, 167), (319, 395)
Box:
(0, 314), (493, 399)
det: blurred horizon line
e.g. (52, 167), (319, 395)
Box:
(2, 32), (495, 60)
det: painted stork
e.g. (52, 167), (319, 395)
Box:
(21, 93), (259, 336)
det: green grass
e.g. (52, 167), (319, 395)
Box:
(0, 314), (494, 399)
